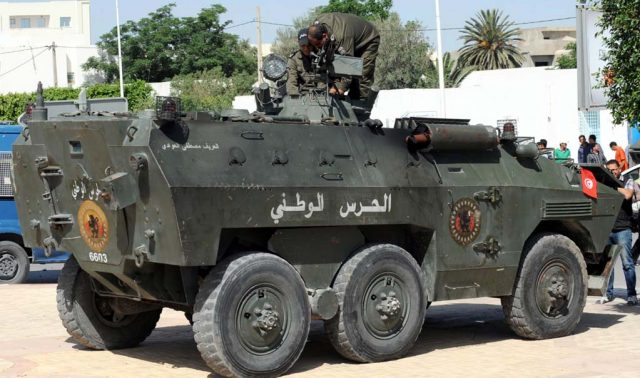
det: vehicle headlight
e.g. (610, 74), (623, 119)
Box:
(262, 54), (288, 82)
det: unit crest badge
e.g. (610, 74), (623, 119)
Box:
(78, 200), (109, 252)
(448, 198), (481, 245)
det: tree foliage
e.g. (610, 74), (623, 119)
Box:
(555, 42), (577, 69)
(423, 53), (476, 88)
(373, 13), (432, 89)
(271, 11), (320, 57)
(83, 4), (256, 83)
(596, 0), (640, 125)
(0, 81), (152, 121)
(319, 0), (393, 20)
(170, 68), (256, 112)
(457, 9), (524, 70)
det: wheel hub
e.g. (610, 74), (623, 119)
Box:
(536, 261), (573, 318)
(375, 291), (402, 320)
(362, 274), (409, 339)
(237, 286), (288, 355)
(253, 303), (280, 335)
(0, 253), (18, 279)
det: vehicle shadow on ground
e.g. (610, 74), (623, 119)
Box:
(90, 301), (626, 377)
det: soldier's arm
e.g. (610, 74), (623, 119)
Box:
(286, 57), (299, 96)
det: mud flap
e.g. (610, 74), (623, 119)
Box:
(587, 244), (622, 296)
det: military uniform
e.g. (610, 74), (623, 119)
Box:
(286, 50), (324, 96)
(314, 12), (380, 99)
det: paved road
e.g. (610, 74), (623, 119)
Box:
(1, 270), (639, 377)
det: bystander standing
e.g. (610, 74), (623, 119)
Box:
(610, 141), (629, 171)
(578, 135), (590, 164)
(553, 142), (571, 163)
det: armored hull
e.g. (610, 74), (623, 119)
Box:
(12, 108), (623, 377)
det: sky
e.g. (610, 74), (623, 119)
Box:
(10, 0), (579, 52)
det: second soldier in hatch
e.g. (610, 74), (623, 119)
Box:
(286, 28), (325, 96)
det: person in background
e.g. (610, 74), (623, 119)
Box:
(589, 134), (606, 162)
(597, 160), (637, 305)
(578, 135), (590, 164)
(587, 144), (604, 164)
(536, 139), (552, 158)
(610, 141), (629, 171)
(553, 142), (571, 163)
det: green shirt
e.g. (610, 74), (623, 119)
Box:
(553, 148), (571, 163)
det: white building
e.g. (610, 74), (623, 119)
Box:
(0, 0), (97, 94)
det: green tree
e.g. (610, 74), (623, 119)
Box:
(83, 4), (256, 83)
(556, 42), (577, 69)
(373, 13), (432, 89)
(457, 9), (524, 70)
(271, 11), (320, 57)
(423, 53), (476, 88)
(319, 0), (393, 20)
(596, 0), (640, 125)
(170, 68), (255, 112)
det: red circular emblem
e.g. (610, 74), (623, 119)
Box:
(449, 198), (481, 245)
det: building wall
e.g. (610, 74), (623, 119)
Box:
(0, 0), (97, 93)
(516, 27), (576, 68)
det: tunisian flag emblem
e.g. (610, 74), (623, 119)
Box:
(581, 169), (598, 199)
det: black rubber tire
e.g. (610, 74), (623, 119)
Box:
(193, 252), (310, 377)
(0, 241), (30, 284)
(57, 256), (162, 349)
(501, 233), (588, 340)
(326, 243), (426, 363)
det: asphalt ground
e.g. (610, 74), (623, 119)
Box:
(1, 261), (639, 377)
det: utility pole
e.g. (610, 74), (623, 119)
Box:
(115, 0), (125, 97)
(51, 41), (58, 87)
(434, 0), (446, 118)
(256, 6), (263, 83)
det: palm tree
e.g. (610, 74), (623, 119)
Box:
(457, 9), (524, 70)
(423, 53), (476, 88)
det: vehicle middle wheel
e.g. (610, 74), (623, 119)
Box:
(326, 243), (426, 363)
(193, 252), (310, 377)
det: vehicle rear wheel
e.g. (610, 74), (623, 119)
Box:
(193, 252), (310, 377)
(0, 241), (30, 284)
(501, 233), (587, 339)
(326, 243), (426, 362)
(57, 256), (162, 349)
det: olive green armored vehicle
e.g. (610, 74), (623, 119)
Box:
(12, 54), (622, 377)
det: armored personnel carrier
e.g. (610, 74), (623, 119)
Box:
(12, 55), (622, 377)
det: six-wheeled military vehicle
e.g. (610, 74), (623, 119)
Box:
(12, 54), (622, 377)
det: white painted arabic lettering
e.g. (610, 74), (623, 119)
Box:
(339, 193), (392, 218)
(72, 179), (101, 201)
(161, 142), (220, 151)
(270, 193), (325, 224)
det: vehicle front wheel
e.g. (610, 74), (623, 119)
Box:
(326, 243), (426, 362)
(501, 233), (587, 339)
(0, 241), (30, 284)
(193, 252), (310, 377)
(57, 256), (162, 349)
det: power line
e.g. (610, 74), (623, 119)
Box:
(0, 46), (49, 55)
(224, 15), (576, 32)
(0, 46), (50, 78)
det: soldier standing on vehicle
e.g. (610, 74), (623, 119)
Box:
(308, 12), (380, 99)
(286, 28), (325, 96)
(598, 160), (638, 305)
